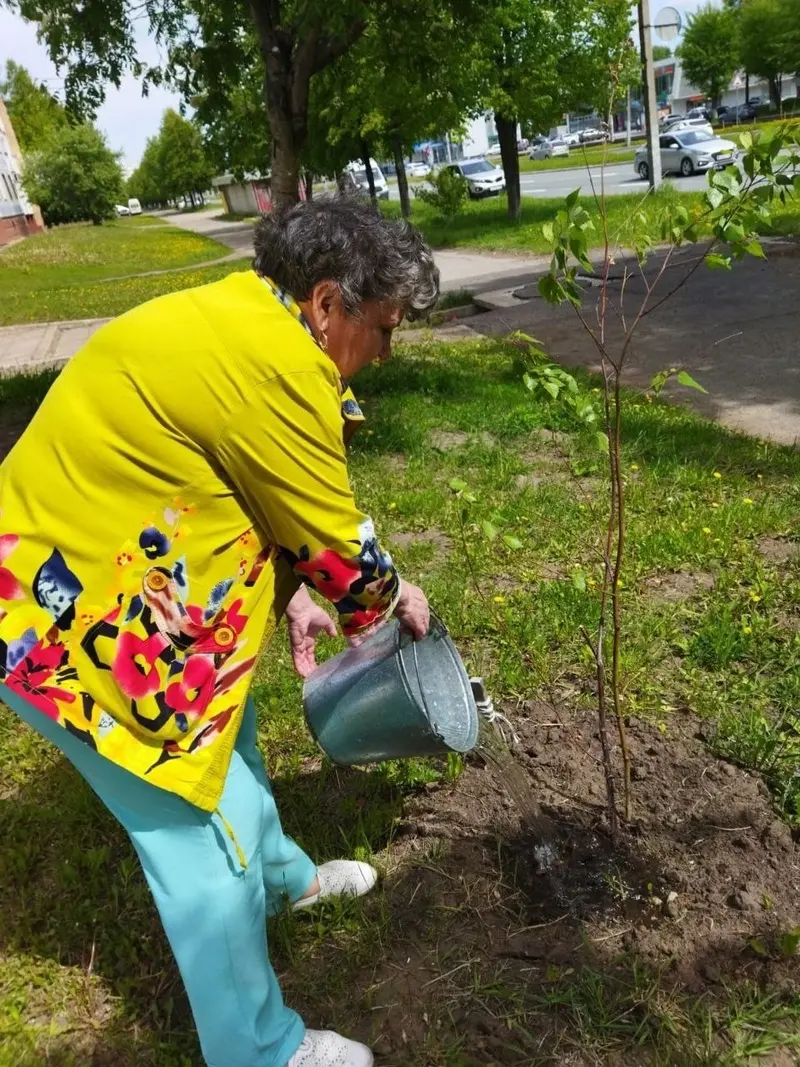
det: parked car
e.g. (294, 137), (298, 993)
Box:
(345, 158), (390, 199)
(529, 137), (569, 161)
(486, 143), (503, 158)
(634, 129), (737, 180)
(380, 160), (397, 177)
(661, 113), (685, 130)
(667, 118), (714, 138)
(127, 198), (142, 215)
(563, 131), (582, 146)
(579, 126), (610, 144)
(406, 161), (430, 178)
(517, 138), (530, 153)
(687, 106), (712, 120)
(115, 204), (130, 216)
(717, 102), (758, 125)
(443, 158), (506, 198)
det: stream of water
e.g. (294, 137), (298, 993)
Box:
(475, 716), (559, 872)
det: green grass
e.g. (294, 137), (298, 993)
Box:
(519, 146), (636, 172)
(0, 216), (233, 325)
(3, 340), (800, 1063)
(0, 260), (251, 326)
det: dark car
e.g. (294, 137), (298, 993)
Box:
(718, 102), (758, 125)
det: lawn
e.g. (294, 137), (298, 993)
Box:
(519, 146), (636, 172)
(2, 342), (800, 1064)
(0, 216), (232, 323)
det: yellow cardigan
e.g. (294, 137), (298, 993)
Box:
(0, 271), (399, 811)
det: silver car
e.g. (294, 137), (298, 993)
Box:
(444, 158), (506, 198)
(635, 129), (737, 180)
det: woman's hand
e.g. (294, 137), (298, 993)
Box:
(393, 580), (430, 640)
(285, 586), (337, 678)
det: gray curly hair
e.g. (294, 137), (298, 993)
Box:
(252, 198), (439, 320)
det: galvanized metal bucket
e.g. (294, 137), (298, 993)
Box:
(302, 613), (478, 766)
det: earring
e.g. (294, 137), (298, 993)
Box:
(319, 330), (328, 351)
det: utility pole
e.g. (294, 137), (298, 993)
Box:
(626, 86), (632, 147)
(638, 0), (662, 189)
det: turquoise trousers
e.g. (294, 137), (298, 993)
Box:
(3, 686), (315, 1067)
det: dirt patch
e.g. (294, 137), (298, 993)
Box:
(758, 536), (800, 565)
(776, 611), (800, 633)
(429, 429), (497, 452)
(383, 453), (407, 474)
(315, 704), (800, 1064)
(387, 528), (452, 553)
(643, 570), (716, 602)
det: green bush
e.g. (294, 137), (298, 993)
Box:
(413, 167), (468, 220)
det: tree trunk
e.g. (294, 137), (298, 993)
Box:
(393, 136), (410, 219)
(361, 141), (377, 206)
(769, 76), (781, 112)
(304, 171), (313, 201)
(745, 72), (750, 103)
(495, 112), (521, 222)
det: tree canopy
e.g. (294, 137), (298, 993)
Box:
(678, 4), (741, 107)
(22, 122), (123, 225)
(739, 0), (800, 108)
(0, 59), (68, 152)
(127, 109), (213, 206)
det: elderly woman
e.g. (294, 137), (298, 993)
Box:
(0, 199), (439, 1067)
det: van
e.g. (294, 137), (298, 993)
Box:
(127, 198), (142, 215)
(345, 159), (389, 200)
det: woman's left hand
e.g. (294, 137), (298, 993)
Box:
(285, 585), (338, 678)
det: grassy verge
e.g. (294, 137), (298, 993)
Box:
(519, 147), (636, 172)
(2, 340), (800, 1064)
(0, 260), (251, 327)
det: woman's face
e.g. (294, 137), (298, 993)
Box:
(301, 281), (404, 378)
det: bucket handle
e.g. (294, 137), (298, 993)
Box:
(396, 610), (448, 730)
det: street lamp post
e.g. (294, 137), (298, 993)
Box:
(638, 0), (662, 189)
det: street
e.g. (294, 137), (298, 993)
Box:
(387, 164), (715, 202)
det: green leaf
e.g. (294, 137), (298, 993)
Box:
(650, 368), (671, 395)
(449, 477), (469, 493)
(706, 186), (723, 210)
(705, 253), (732, 270)
(676, 370), (708, 394)
(502, 534), (523, 550)
(739, 131), (753, 151)
(538, 273), (564, 305)
(541, 221), (555, 245)
(571, 568), (587, 593)
(595, 430), (610, 453)
(745, 239), (766, 259)
(480, 519), (499, 540)
(566, 187), (580, 208)
(542, 380), (560, 400)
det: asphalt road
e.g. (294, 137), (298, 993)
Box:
(387, 164), (713, 202)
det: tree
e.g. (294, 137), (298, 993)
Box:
(475, 0), (635, 221)
(652, 45), (672, 60)
(158, 109), (214, 204)
(22, 123), (123, 225)
(4, 0), (379, 210)
(0, 59), (68, 151)
(678, 4), (740, 108)
(740, 0), (800, 109)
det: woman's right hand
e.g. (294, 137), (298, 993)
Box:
(393, 580), (430, 640)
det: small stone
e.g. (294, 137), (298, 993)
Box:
(632, 764), (648, 781)
(664, 893), (680, 919)
(721, 763), (737, 777)
(728, 888), (760, 912)
(645, 744), (660, 756)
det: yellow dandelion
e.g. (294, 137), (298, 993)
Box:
(757, 474), (763, 480)
(713, 471), (722, 479)
(388, 502), (397, 510)
(743, 498), (754, 505)
(711, 502), (720, 508)
(750, 592), (761, 602)
(493, 595), (506, 604)
(742, 625), (753, 634)
(702, 527), (712, 535)
(630, 463), (639, 472)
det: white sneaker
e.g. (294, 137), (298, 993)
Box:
(286, 1029), (374, 1067)
(293, 860), (378, 911)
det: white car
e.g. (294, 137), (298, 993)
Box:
(345, 158), (390, 199)
(115, 204), (130, 216)
(529, 137), (569, 161)
(442, 158), (506, 198)
(666, 118), (714, 138)
(127, 198), (142, 215)
(406, 161), (431, 178)
(487, 143), (503, 158)
(635, 129), (737, 180)
(563, 131), (581, 146)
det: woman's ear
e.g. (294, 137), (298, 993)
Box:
(307, 280), (340, 336)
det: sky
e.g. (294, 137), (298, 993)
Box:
(0, 9), (184, 173)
